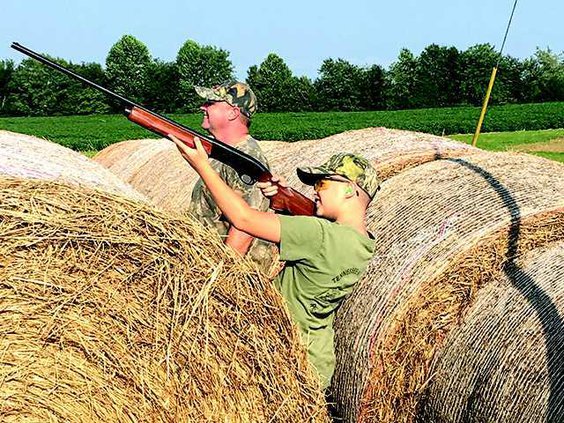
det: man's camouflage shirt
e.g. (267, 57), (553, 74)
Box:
(189, 135), (275, 270)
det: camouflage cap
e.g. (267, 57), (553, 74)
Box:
(194, 81), (257, 118)
(297, 153), (380, 199)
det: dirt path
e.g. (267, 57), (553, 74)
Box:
(512, 138), (564, 153)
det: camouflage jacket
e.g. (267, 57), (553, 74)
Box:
(189, 135), (276, 271)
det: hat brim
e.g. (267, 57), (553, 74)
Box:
(296, 167), (334, 186)
(194, 86), (225, 102)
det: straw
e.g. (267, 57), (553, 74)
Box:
(417, 240), (564, 422)
(0, 177), (329, 422)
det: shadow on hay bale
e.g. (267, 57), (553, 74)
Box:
(0, 178), (329, 422)
(332, 152), (564, 422)
(0, 130), (145, 201)
(416, 241), (564, 423)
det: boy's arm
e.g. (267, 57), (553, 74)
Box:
(170, 134), (281, 244)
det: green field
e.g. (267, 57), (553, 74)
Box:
(1, 102), (564, 151)
(1, 102), (563, 163)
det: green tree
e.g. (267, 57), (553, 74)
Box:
(145, 59), (180, 112)
(412, 44), (461, 107)
(498, 55), (526, 103)
(64, 62), (110, 114)
(105, 35), (152, 106)
(246, 53), (294, 112)
(534, 48), (564, 101)
(519, 56), (543, 102)
(385, 48), (418, 109)
(359, 64), (387, 110)
(6, 57), (109, 116)
(176, 40), (233, 112)
(314, 58), (364, 111)
(6, 57), (110, 116)
(286, 75), (316, 111)
(0, 59), (15, 114)
(458, 43), (519, 105)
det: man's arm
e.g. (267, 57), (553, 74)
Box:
(170, 134), (281, 244)
(225, 226), (255, 255)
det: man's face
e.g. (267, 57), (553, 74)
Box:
(200, 101), (237, 134)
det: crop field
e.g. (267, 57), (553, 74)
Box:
(0, 102), (563, 162)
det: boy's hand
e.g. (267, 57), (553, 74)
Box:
(257, 174), (288, 197)
(169, 134), (209, 170)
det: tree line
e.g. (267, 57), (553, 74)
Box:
(0, 35), (563, 117)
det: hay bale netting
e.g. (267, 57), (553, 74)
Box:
(0, 130), (145, 201)
(0, 178), (329, 422)
(261, 127), (479, 197)
(93, 138), (199, 214)
(94, 128), (477, 214)
(331, 152), (564, 422)
(416, 240), (564, 423)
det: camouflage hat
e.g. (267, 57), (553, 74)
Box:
(194, 81), (257, 118)
(297, 153), (380, 199)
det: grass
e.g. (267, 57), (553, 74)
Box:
(450, 129), (564, 150)
(0, 114), (202, 152)
(532, 152), (564, 162)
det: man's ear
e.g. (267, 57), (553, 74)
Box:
(227, 105), (241, 121)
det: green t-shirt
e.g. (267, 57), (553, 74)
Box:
(275, 215), (375, 389)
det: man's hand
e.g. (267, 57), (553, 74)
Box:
(169, 134), (209, 170)
(257, 175), (288, 198)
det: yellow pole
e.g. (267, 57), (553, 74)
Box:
(472, 66), (498, 147)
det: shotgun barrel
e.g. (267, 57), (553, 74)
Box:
(10, 42), (315, 216)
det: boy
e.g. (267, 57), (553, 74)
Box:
(171, 135), (378, 389)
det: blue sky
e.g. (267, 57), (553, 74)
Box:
(1, 0), (562, 79)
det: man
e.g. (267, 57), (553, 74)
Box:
(189, 80), (273, 270)
(171, 132), (378, 390)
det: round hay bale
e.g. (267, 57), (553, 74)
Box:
(331, 152), (564, 422)
(94, 138), (199, 214)
(0, 130), (144, 201)
(91, 138), (167, 174)
(261, 127), (479, 197)
(416, 240), (564, 423)
(0, 177), (329, 422)
(93, 128), (476, 214)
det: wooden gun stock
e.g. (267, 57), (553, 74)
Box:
(268, 184), (316, 216)
(127, 106), (213, 154)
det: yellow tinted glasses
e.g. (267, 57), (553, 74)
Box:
(313, 177), (350, 192)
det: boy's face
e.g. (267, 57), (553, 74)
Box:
(313, 176), (351, 219)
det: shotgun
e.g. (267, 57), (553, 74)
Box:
(10, 42), (315, 216)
